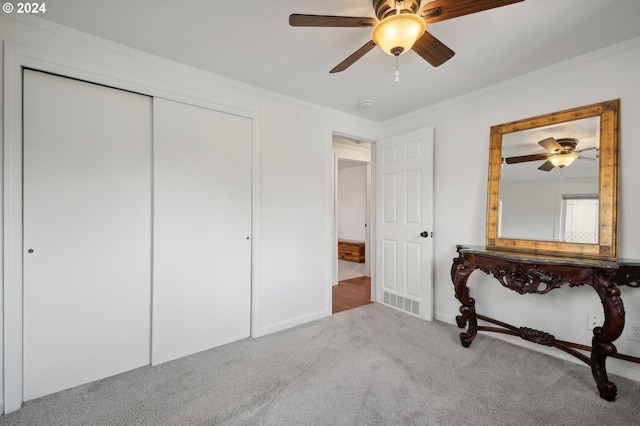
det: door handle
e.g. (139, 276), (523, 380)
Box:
(420, 231), (430, 238)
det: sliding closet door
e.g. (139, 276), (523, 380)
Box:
(22, 70), (152, 400)
(152, 98), (252, 364)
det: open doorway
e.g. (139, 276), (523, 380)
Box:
(332, 135), (372, 313)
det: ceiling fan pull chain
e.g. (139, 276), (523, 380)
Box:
(392, 0), (403, 84)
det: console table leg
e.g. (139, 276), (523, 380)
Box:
(591, 342), (618, 401)
(590, 270), (625, 401)
(452, 253), (477, 347)
(456, 305), (477, 347)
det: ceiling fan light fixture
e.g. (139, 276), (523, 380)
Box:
(549, 153), (578, 168)
(371, 13), (426, 56)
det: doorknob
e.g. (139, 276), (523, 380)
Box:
(420, 231), (430, 238)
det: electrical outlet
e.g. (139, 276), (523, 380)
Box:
(627, 323), (640, 342)
(588, 313), (604, 330)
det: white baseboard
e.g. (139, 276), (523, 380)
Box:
(254, 309), (331, 338)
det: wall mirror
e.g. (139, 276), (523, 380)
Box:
(486, 99), (620, 258)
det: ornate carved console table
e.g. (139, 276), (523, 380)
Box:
(451, 245), (640, 401)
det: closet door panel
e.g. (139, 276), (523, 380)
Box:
(152, 98), (252, 364)
(23, 70), (152, 400)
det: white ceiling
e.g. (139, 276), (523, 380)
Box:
(32, 0), (640, 122)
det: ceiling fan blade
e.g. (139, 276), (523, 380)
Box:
(422, 0), (524, 23)
(538, 160), (555, 172)
(538, 137), (563, 153)
(289, 14), (375, 27)
(411, 31), (455, 67)
(330, 40), (377, 73)
(577, 156), (596, 161)
(504, 153), (548, 164)
(575, 146), (597, 153)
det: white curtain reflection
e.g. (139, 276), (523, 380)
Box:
(562, 195), (598, 243)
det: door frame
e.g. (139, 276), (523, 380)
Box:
(331, 135), (375, 296)
(2, 42), (260, 414)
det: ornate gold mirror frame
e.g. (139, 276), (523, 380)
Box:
(486, 99), (620, 258)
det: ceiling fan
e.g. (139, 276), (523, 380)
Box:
(504, 137), (597, 171)
(289, 0), (525, 74)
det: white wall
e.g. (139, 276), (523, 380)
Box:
(380, 38), (640, 380)
(0, 15), (379, 413)
(338, 165), (367, 242)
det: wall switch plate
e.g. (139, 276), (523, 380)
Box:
(627, 323), (640, 342)
(588, 313), (604, 330)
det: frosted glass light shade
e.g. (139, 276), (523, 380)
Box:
(371, 13), (426, 56)
(549, 153), (578, 168)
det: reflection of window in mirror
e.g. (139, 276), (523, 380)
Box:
(561, 194), (599, 243)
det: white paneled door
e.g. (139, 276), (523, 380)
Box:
(152, 99), (252, 365)
(375, 128), (434, 320)
(22, 70), (153, 400)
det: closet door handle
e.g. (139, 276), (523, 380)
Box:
(420, 231), (430, 238)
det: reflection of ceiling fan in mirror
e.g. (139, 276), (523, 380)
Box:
(504, 137), (597, 172)
(289, 0), (525, 73)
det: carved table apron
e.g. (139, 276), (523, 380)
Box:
(451, 245), (640, 401)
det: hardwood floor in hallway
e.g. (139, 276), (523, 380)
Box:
(332, 276), (372, 314)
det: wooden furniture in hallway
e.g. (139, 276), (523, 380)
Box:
(337, 240), (365, 263)
(333, 276), (372, 314)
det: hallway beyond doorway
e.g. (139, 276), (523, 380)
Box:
(332, 276), (371, 314)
